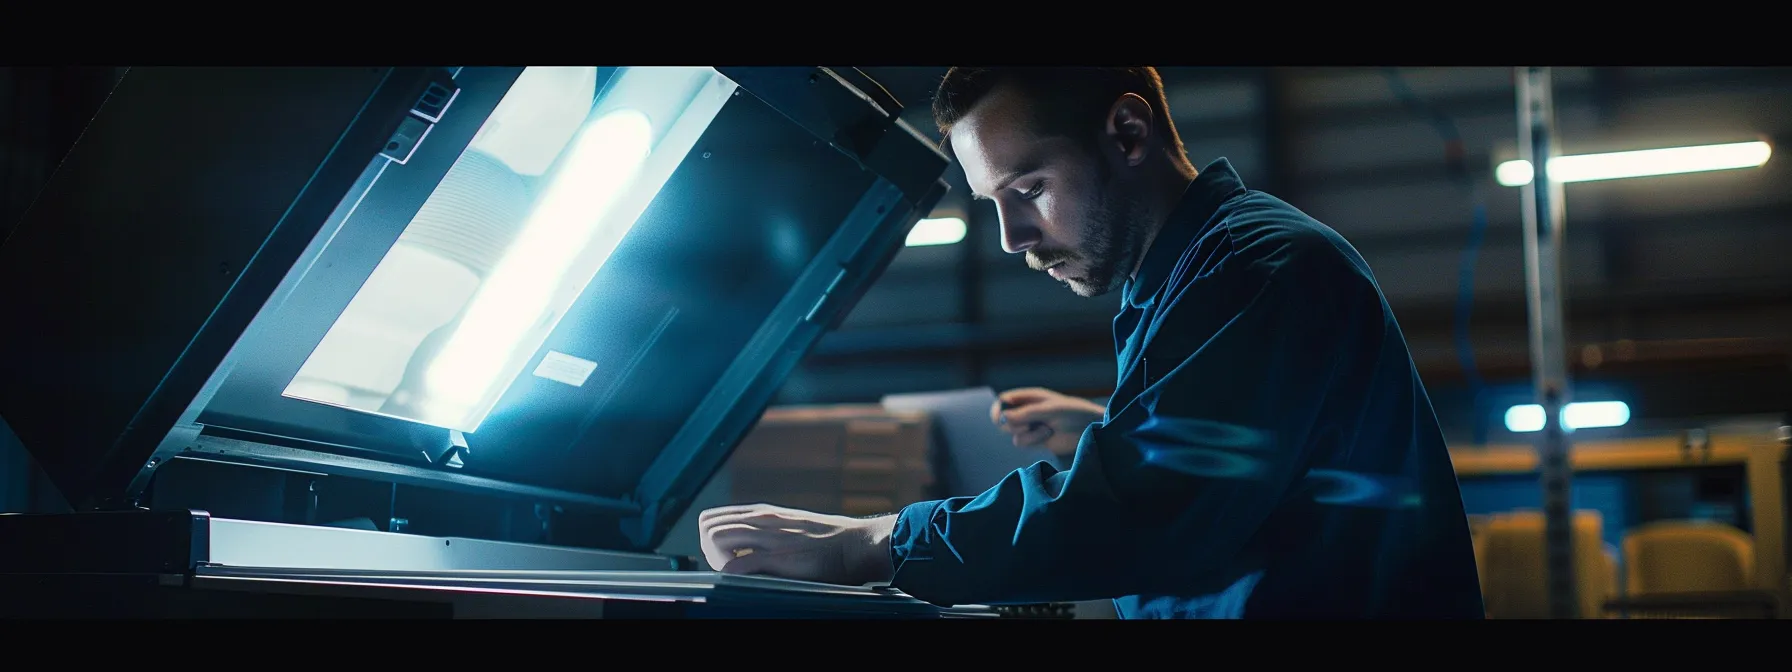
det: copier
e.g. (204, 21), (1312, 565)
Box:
(0, 66), (994, 618)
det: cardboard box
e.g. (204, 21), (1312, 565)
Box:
(726, 405), (937, 515)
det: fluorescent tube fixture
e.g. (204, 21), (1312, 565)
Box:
(1496, 141), (1771, 187)
(286, 67), (736, 433)
(1504, 401), (1631, 433)
(906, 217), (966, 246)
(420, 68), (733, 431)
(418, 108), (652, 426)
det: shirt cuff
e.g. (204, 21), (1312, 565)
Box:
(888, 498), (945, 573)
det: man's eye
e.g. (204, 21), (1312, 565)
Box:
(1020, 182), (1045, 200)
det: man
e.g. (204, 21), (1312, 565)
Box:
(698, 67), (1485, 619)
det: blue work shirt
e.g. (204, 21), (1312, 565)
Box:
(888, 159), (1485, 619)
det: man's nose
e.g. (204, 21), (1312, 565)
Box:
(999, 218), (1041, 254)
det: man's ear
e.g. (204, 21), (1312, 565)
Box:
(1105, 93), (1155, 167)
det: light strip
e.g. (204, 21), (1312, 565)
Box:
(1496, 141), (1771, 187)
(1504, 401), (1631, 433)
(906, 217), (967, 246)
(421, 67), (735, 432)
(421, 110), (651, 428)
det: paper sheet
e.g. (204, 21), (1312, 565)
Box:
(881, 387), (1062, 499)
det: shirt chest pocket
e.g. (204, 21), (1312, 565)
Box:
(1138, 352), (1165, 390)
(1114, 325), (1184, 409)
(1129, 273), (1252, 398)
(1134, 312), (1203, 389)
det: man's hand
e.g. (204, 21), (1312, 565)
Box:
(697, 503), (897, 586)
(990, 387), (1104, 457)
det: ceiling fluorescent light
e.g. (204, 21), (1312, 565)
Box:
(1496, 141), (1771, 187)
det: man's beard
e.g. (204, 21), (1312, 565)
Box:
(1027, 186), (1150, 298)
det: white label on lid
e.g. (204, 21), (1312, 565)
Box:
(532, 350), (597, 388)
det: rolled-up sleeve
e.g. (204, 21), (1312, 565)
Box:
(888, 244), (1378, 606)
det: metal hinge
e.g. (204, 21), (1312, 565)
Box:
(380, 70), (460, 165)
(439, 429), (471, 469)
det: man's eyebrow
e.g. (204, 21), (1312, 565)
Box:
(969, 156), (1045, 201)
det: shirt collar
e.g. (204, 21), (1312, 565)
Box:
(1122, 158), (1248, 309)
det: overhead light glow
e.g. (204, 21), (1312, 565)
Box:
(1496, 141), (1771, 187)
(285, 66), (735, 434)
(1504, 401), (1632, 433)
(419, 67), (734, 432)
(422, 109), (653, 425)
(906, 217), (966, 246)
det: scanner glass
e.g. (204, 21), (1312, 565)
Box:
(284, 67), (735, 433)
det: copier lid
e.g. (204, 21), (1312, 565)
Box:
(0, 66), (949, 552)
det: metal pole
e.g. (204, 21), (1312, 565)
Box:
(1517, 66), (1578, 619)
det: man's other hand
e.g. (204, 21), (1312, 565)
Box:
(697, 503), (896, 586)
(990, 387), (1104, 457)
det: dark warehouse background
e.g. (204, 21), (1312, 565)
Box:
(2, 67), (1789, 619)
(793, 67), (1792, 448)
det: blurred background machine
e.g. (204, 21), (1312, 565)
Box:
(1460, 424), (1788, 618)
(5, 65), (1792, 619)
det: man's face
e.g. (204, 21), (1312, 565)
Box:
(950, 86), (1152, 298)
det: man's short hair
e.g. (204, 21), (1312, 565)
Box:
(931, 67), (1187, 160)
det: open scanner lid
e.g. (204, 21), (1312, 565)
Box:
(0, 66), (949, 552)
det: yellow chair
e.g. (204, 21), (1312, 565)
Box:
(1621, 520), (1754, 595)
(1475, 509), (1619, 618)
